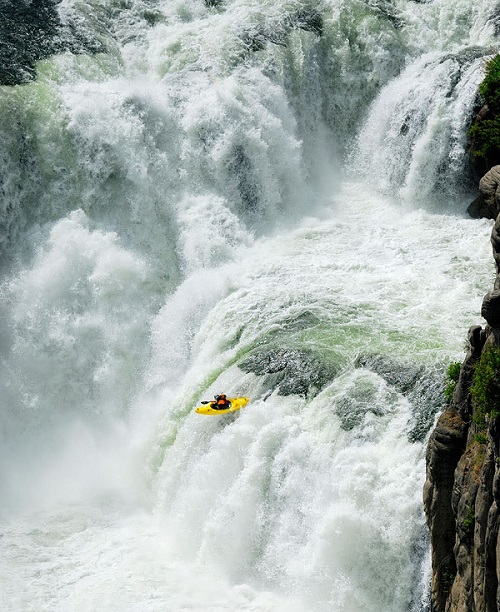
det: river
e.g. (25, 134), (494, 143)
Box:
(0, 1), (497, 610)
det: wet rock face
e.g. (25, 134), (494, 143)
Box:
(0, 0), (62, 85)
(424, 209), (500, 611)
(356, 354), (445, 442)
(239, 348), (336, 398)
(0, 0), (106, 86)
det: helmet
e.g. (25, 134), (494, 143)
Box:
(220, 394), (226, 398)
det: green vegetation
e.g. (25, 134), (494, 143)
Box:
(468, 119), (500, 160)
(463, 506), (475, 530)
(444, 361), (461, 401)
(479, 55), (500, 113)
(469, 55), (500, 162)
(470, 345), (500, 430)
(474, 433), (488, 445)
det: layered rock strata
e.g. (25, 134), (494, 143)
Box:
(424, 212), (500, 611)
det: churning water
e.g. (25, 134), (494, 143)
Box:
(0, 0), (497, 610)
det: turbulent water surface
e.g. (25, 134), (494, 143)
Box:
(0, 1), (498, 610)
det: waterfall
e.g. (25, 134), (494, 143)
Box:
(0, 1), (497, 610)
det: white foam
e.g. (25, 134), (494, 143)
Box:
(0, 0), (496, 610)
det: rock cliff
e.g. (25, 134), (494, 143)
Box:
(424, 211), (500, 611)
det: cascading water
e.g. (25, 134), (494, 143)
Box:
(0, 1), (498, 610)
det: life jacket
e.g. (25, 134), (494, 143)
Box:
(215, 395), (230, 408)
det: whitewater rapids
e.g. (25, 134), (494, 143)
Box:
(0, 0), (497, 610)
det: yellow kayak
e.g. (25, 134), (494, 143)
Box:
(195, 397), (250, 415)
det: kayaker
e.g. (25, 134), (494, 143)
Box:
(211, 394), (231, 410)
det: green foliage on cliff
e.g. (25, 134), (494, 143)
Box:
(444, 361), (461, 401)
(463, 506), (475, 530)
(469, 55), (500, 161)
(479, 55), (500, 113)
(474, 433), (488, 445)
(468, 119), (500, 160)
(470, 345), (500, 429)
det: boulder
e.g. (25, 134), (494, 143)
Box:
(482, 290), (500, 328)
(468, 166), (500, 220)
